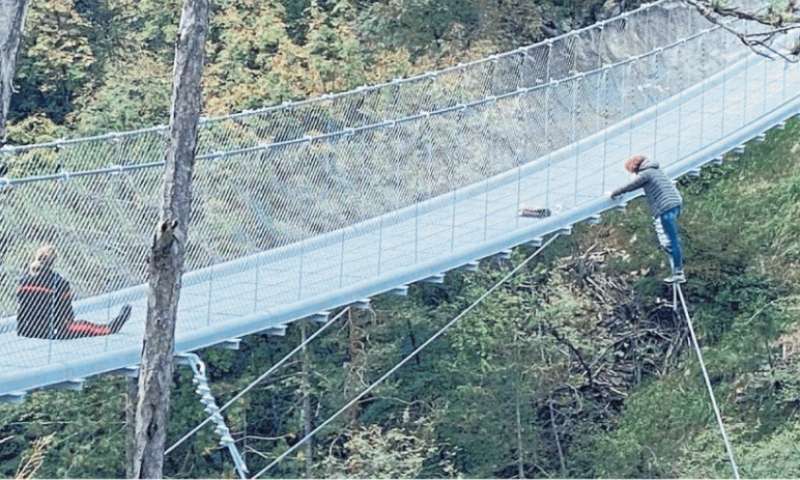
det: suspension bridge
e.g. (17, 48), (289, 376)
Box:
(0, 0), (798, 405)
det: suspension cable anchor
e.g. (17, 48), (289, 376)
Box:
(177, 352), (249, 478)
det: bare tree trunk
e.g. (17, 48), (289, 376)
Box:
(125, 376), (138, 478)
(0, 0), (29, 146)
(512, 333), (525, 479)
(300, 321), (314, 477)
(344, 309), (365, 425)
(549, 400), (566, 477)
(514, 388), (525, 479)
(132, 0), (209, 478)
(634, 313), (642, 386)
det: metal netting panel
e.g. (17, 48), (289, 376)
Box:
(1, 0), (797, 377)
(1, 1), (719, 176)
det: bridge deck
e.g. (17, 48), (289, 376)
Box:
(1, 50), (798, 398)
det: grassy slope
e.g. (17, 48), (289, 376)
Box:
(566, 116), (800, 478)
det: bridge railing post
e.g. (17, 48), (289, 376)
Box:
(699, 34), (707, 151)
(720, 50), (728, 140)
(676, 45), (684, 165)
(600, 67), (610, 196)
(377, 217), (384, 276)
(742, 21), (750, 129)
(206, 264), (215, 326)
(297, 244), (304, 302)
(651, 52), (660, 167)
(761, 39), (768, 116)
(449, 189), (457, 253)
(625, 61), (634, 159)
(253, 256), (260, 312)
(483, 175), (490, 241)
(543, 41), (553, 211)
(571, 75), (580, 208)
(782, 54), (788, 102)
(338, 229), (346, 288)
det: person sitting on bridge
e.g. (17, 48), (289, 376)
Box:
(610, 155), (686, 284)
(16, 245), (132, 339)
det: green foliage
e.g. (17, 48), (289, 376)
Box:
(564, 117), (800, 478)
(319, 418), (450, 478)
(5, 114), (63, 146)
(73, 55), (172, 133)
(574, 376), (710, 478)
(6, 0), (622, 136)
(2, 1), (799, 478)
(358, 0), (483, 59)
(0, 378), (127, 478)
(12, 0), (96, 125)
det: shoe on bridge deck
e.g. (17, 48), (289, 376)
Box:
(518, 207), (552, 219)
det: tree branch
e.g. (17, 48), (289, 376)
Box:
(683, 0), (800, 62)
(546, 323), (594, 388)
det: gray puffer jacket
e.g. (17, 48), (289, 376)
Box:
(611, 160), (682, 217)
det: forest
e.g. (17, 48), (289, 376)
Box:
(1, 0), (800, 478)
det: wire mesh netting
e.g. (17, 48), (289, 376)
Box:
(0, 0), (798, 388)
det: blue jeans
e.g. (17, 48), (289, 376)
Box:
(659, 206), (683, 271)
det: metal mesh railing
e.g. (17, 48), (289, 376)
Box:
(0, 0), (711, 176)
(0, 0), (798, 380)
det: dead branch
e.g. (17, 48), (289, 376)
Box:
(15, 434), (54, 480)
(683, 0), (800, 62)
(546, 323), (595, 388)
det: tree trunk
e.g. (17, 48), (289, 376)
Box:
(0, 0), (29, 146)
(514, 387), (525, 479)
(549, 400), (566, 477)
(345, 309), (366, 425)
(132, 0), (208, 478)
(300, 321), (314, 477)
(512, 333), (525, 479)
(125, 376), (138, 478)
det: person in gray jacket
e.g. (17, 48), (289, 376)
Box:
(610, 155), (686, 283)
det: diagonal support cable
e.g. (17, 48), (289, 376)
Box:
(676, 284), (740, 479)
(166, 307), (352, 456)
(251, 233), (561, 479)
